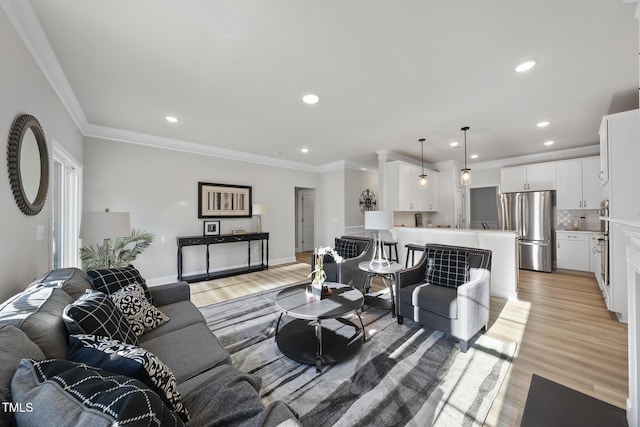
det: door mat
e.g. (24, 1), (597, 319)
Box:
(521, 374), (627, 427)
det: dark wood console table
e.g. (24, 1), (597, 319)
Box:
(177, 233), (269, 283)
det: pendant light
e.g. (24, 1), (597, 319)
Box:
(418, 138), (428, 190)
(460, 126), (472, 185)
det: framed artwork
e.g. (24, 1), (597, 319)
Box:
(203, 220), (220, 236)
(415, 213), (423, 227)
(198, 182), (252, 218)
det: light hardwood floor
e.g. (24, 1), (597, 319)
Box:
(190, 256), (628, 426)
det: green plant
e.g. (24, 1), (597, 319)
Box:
(80, 228), (155, 269)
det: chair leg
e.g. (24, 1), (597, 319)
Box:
(397, 315), (404, 325)
(460, 339), (468, 353)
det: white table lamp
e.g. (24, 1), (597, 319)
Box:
(252, 203), (267, 233)
(365, 211), (392, 267)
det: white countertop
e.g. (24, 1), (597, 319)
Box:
(393, 226), (519, 236)
(556, 229), (602, 234)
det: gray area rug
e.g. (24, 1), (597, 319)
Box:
(200, 285), (516, 427)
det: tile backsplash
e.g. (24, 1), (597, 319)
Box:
(557, 209), (600, 231)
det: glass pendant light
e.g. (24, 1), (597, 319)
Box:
(418, 138), (428, 190)
(460, 126), (472, 185)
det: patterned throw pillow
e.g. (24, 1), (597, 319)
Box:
(110, 283), (170, 337)
(334, 238), (358, 259)
(425, 248), (470, 288)
(11, 358), (184, 426)
(67, 334), (189, 421)
(88, 264), (153, 303)
(63, 290), (138, 345)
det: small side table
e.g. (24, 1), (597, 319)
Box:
(358, 261), (404, 317)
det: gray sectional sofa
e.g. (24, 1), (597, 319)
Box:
(0, 267), (300, 426)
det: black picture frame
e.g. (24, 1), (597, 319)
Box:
(198, 182), (252, 218)
(415, 213), (423, 227)
(203, 220), (221, 236)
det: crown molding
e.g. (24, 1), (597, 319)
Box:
(1, 0), (88, 132)
(83, 124), (320, 173)
(469, 144), (600, 170)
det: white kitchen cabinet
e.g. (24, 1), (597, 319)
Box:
(588, 233), (601, 274)
(556, 231), (590, 272)
(555, 157), (602, 209)
(385, 161), (439, 212)
(599, 117), (609, 186)
(605, 109), (640, 318)
(500, 162), (556, 193)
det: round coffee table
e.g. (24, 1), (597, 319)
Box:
(275, 283), (365, 373)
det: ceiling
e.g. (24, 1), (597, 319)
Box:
(14, 1), (640, 168)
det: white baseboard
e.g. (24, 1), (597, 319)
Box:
(146, 256), (298, 286)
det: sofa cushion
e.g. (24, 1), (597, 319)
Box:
(36, 268), (93, 300)
(399, 283), (458, 319)
(334, 238), (358, 259)
(11, 358), (184, 427)
(139, 322), (230, 383)
(0, 287), (73, 359)
(88, 264), (153, 303)
(140, 300), (205, 341)
(0, 325), (45, 426)
(63, 291), (138, 345)
(109, 283), (170, 337)
(67, 334), (189, 421)
(424, 248), (470, 288)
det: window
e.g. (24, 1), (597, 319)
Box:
(52, 143), (81, 268)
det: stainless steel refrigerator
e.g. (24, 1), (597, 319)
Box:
(498, 190), (554, 272)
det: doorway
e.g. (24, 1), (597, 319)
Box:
(295, 188), (316, 252)
(468, 186), (499, 229)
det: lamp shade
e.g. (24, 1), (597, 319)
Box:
(365, 211), (392, 231)
(252, 203), (267, 215)
(79, 211), (131, 240)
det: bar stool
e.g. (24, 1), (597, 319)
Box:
(405, 243), (426, 267)
(382, 241), (399, 263)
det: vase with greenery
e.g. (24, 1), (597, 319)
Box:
(80, 228), (155, 269)
(308, 247), (344, 300)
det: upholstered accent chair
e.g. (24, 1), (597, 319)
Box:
(396, 244), (492, 352)
(311, 236), (375, 292)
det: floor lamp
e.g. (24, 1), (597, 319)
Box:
(365, 211), (392, 268)
(79, 209), (131, 268)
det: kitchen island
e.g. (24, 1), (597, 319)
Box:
(393, 227), (519, 299)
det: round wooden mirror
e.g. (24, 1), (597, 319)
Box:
(7, 114), (49, 216)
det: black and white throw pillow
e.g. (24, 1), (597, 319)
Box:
(11, 358), (184, 427)
(110, 283), (170, 337)
(334, 238), (358, 259)
(63, 290), (138, 345)
(88, 264), (153, 303)
(425, 248), (470, 288)
(67, 334), (189, 421)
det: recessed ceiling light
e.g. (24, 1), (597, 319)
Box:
(537, 121), (550, 128)
(544, 140), (555, 146)
(302, 93), (319, 105)
(515, 60), (536, 73)
(301, 148), (309, 153)
(165, 116), (179, 123)
(470, 154), (479, 159)
(449, 141), (459, 147)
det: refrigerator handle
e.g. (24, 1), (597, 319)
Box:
(519, 241), (550, 246)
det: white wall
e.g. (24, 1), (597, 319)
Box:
(316, 169), (345, 247)
(344, 168), (378, 228)
(82, 138), (317, 283)
(0, 9), (84, 301)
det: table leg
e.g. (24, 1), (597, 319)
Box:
(382, 274), (396, 318)
(275, 312), (284, 335)
(315, 319), (323, 373)
(356, 311), (366, 343)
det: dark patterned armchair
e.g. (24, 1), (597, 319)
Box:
(310, 236), (374, 292)
(396, 244), (492, 352)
